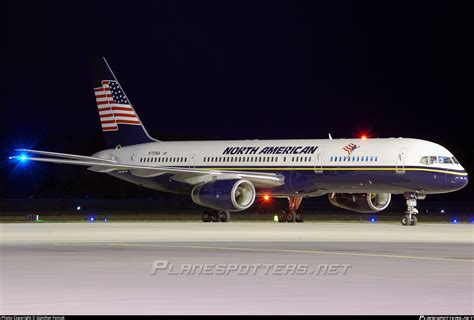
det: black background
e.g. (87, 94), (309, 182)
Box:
(2, 0), (472, 202)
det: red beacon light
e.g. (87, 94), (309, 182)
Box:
(263, 195), (270, 201)
(361, 135), (368, 140)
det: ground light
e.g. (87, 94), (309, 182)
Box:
(273, 215), (278, 222)
(369, 216), (377, 223)
(451, 218), (459, 224)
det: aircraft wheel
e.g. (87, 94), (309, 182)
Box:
(286, 209), (296, 223)
(221, 211), (231, 222)
(296, 211), (304, 223)
(202, 211), (211, 223)
(278, 211), (286, 223)
(211, 211), (220, 222)
(410, 215), (418, 226)
(401, 214), (410, 226)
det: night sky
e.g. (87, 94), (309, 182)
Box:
(3, 1), (472, 201)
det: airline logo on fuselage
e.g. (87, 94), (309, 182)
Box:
(223, 146), (318, 155)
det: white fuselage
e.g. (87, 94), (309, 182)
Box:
(94, 137), (468, 196)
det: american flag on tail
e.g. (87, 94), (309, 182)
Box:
(343, 143), (359, 155)
(94, 80), (141, 132)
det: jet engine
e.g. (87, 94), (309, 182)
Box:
(328, 193), (391, 213)
(191, 179), (256, 211)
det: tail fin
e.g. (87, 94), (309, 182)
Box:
(93, 57), (158, 148)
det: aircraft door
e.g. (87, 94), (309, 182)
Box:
(131, 148), (140, 164)
(396, 148), (408, 174)
(189, 154), (196, 168)
(314, 146), (326, 173)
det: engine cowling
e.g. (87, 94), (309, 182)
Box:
(328, 193), (391, 213)
(191, 179), (256, 211)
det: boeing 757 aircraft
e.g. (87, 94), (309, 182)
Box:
(11, 59), (468, 225)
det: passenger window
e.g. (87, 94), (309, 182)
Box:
(375, 156), (378, 162)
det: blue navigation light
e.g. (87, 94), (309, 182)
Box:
(19, 154), (29, 162)
(369, 217), (377, 223)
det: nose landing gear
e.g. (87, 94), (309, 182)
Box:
(402, 193), (420, 226)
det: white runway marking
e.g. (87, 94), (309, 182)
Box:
(108, 243), (474, 262)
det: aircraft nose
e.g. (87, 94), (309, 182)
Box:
(445, 172), (469, 190)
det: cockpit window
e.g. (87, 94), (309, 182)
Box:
(452, 157), (459, 164)
(420, 156), (455, 165)
(420, 156), (437, 164)
(438, 156), (453, 164)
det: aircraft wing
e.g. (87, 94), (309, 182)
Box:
(15, 149), (116, 163)
(11, 150), (284, 188)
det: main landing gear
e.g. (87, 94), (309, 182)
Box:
(202, 210), (231, 223)
(278, 196), (304, 223)
(401, 193), (420, 226)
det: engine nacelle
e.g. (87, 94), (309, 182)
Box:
(328, 193), (391, 213)
(191, 179), (256, 211)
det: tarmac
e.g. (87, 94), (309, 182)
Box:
(1, 222), (472, 314)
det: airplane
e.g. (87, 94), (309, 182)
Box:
(10, 58), (468, 226)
